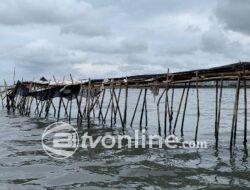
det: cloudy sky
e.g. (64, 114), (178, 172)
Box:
(0, 0), (250, 83)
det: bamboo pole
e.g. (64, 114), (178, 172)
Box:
(25, 82), (33, 115)
(144, 88), (148, 128)
(139, 89), (146, 130)
(22, 97), (27, 114)
(173, 84), (186, 134)
(69, 99), (72, 123)
(98, 88), (106, 120)
(77, 83), (84, 121)
(76, 95), (83, 120)
(26, 83), (35, 115)
(4, 80), (10, 111)
(45, 99), (52, 118)
(114, 87), (122, 124)
(50, 99), (56, 117)
(35, 99), (40, 115)
(95, 93), (104, 122)
(91, 95), (96, 118)
(124, 78), (128, 125)
(62, 99), (69, 117)
(215, 81), (218, 140)
(169, 85), (175, 133)
(39, 101), (46, 117)
(57, 97), (62, 121)
(89, 91), (102, 113)
(0, 87), (4, 108)
(157, 89), (166, 136)
(62, 74), (69, 118)
(244, 77), (248, 146)
(103, 89), (112, 123)
(230, 76), (241, 150)
(164, 74), (169, 137)
(233, 77), (241, 146)
(27, 96), (34, 115)
(194, 72), (200, 143)
(180, 82), (190, 136)
(83, 89), (88, 118)
(215, 78), (223, 148)
(87, 79), (92, 127)
(110, 82), (114, 127)
(113, 87), (125, 129)
(164, 87), (169, 137)
(130, 88), (143, 127)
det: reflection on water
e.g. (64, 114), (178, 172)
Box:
(0, 88), (249, 189)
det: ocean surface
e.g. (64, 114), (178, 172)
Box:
(0, 88), (249, 189)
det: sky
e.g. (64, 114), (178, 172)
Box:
(0, 0), (250, 83)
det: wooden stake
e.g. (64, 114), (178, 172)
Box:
(157, 89), (166, 136)
(180, 82), (190, 136)
(91, 96), (96, 118)
(50, 99), (56, 117)
(123, 81), (128, 125)
(114, 87), (122, 124)
(96, 94), (104, 121)
(233, 77), (241, 146)
(45, 99), (52, 118)
(113, 87), (125, 129)
(215, 81), (219, 140)
(35, 99), (40, 115)
(173, 84), (186, 134)
(87, 79), (92, 127)
(62, 99), (69, 117)
(77, 83), (84, 120)
(104, 90), (112, 123)
(0, 87), (4, 108)
(169, 85), (175, 133)
(130, 88), (143, 127)
(230, 76), (240, 150)
(39, 101), (46, 117)
(98, 88), (106, 120)
(244, 77), (248, 145)
(69, 99), (72, 123)
(83, 90), (88, 118)
(164, 77), (169, 137)
(144, 88), (148, 128)
(57, 97), (62, 121)
(139, 89), (146, 130)
(110, 82), (114, 127)
(194, 72), (200, 143)
(215, 78), (223, 148)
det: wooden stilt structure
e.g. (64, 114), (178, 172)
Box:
(4, 62), (250, 151)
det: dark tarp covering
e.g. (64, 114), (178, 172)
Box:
(10, 81), (81, 101)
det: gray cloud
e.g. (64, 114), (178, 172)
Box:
(61, 22), (111, 37)
(0, 0), (90, 25)
(216, 0), (250, 35)
(0, 39), (86, 79)
(201, 28), (230, 54)
(7, 40), (74, 65)
(0, 0), (250, 82)
(200, 27), (243, 58)
(166, 44), (198, 55)
(86, 0), (215, 19)
(76, 38), (148, 54)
